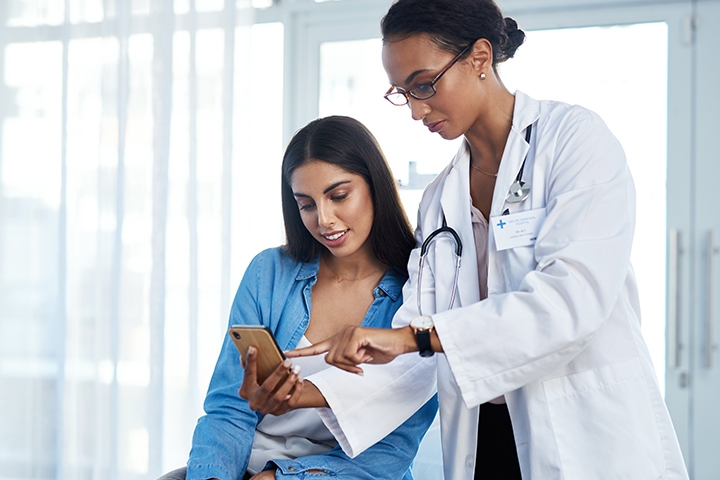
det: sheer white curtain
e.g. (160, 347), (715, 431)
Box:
(0, 0), (284, 478)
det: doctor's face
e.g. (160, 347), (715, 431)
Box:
(382, 34), (487, 140)
(290, 160), (375, 261)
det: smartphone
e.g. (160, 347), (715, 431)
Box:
(228, 325), (287, 385)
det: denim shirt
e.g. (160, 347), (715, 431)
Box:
(186, 247), (438, 480)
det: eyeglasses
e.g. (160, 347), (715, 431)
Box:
(384, 44), (471, 107)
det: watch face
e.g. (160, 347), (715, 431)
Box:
(411, 315), (434, 330)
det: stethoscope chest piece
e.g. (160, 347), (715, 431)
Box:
(504, 124), (534, 205)
(506, 180), (531, 204)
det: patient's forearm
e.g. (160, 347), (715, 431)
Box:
(296, 380), (329, 408)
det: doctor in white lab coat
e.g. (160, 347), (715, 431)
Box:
(287, 1), (690, 479)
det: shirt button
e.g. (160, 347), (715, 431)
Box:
(288, 466), (295, 471)
(465, 455), (474, 468)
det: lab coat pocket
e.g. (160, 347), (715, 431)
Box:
(543, 358), (664, 480)
(499, 245), (537, 292)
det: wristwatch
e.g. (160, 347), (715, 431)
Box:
(410, 315), (435, 357)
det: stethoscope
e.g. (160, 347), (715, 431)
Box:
(417, 214), (462, 315)
(416, 124), (533, 315)
(505, 124), (534, 205)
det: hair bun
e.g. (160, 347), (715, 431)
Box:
(500, 16), (525, 61)
(504, 17), (519, 34)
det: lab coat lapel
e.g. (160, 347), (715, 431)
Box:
(487, 93), (540, 294)
(434, 93), (541, 310)
(438, 144), (480, 310)
(436, 147), (482, 479)
(490, 92), (540, 218)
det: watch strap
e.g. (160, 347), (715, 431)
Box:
(414, 329), (434, 357)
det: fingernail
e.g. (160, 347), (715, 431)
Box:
(283, 359), (292, 368)
(292, 365), (301, 375)
(248, 346), (256, 355)
(356, 371), (364, 376)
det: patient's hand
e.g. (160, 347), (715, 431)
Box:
(249, 469), (276, 479)
(239, 346), (303, 416)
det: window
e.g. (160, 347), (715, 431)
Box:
(0, 3), (283, 477)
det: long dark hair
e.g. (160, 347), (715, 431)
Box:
(281, 116), (416, 274)
(381, 0), (525, 67)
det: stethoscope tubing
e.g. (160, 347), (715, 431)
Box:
(417, 215), (462, 316)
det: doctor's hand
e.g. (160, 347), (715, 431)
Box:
(238, 346), (303, 416)
(285, 326), (417, 375)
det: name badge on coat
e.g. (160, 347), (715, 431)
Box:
(491, 208), (546, 251)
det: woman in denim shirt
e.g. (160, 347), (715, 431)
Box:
(160, 116), (438, 480)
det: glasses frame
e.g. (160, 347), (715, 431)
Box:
(384, 44), (472, 106)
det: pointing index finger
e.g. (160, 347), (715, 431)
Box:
(285, 338), (332, 358)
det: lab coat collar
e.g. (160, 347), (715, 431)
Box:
(490, 91), (540, 217)
(512, 90), (541, 133)
(441, 91), (540, 219)
(440, 141), (472, 234)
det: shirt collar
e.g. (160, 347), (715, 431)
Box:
(377, 267), (404, 301)
(296, 255), (321, 281)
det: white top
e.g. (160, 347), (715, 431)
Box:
(247, 336), (337, 474)
(470, 202), (504, 405)
(469, 202), (489, 302)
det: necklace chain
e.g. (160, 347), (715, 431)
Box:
(323, 257), (381, 283)
(470, 161), (498, 177)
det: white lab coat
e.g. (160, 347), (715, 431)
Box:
(309, 91), (688, 479)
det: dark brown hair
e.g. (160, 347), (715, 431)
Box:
(381, 0), (525, 66)
(281, 116), (416, 274)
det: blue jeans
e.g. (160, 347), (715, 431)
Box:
(158, 467), (252, 480)
(157, 467), (187, 480)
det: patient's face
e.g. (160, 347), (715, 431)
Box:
(290, 160), (375, 261)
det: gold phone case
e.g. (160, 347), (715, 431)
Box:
(228, 325), (286, 384)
